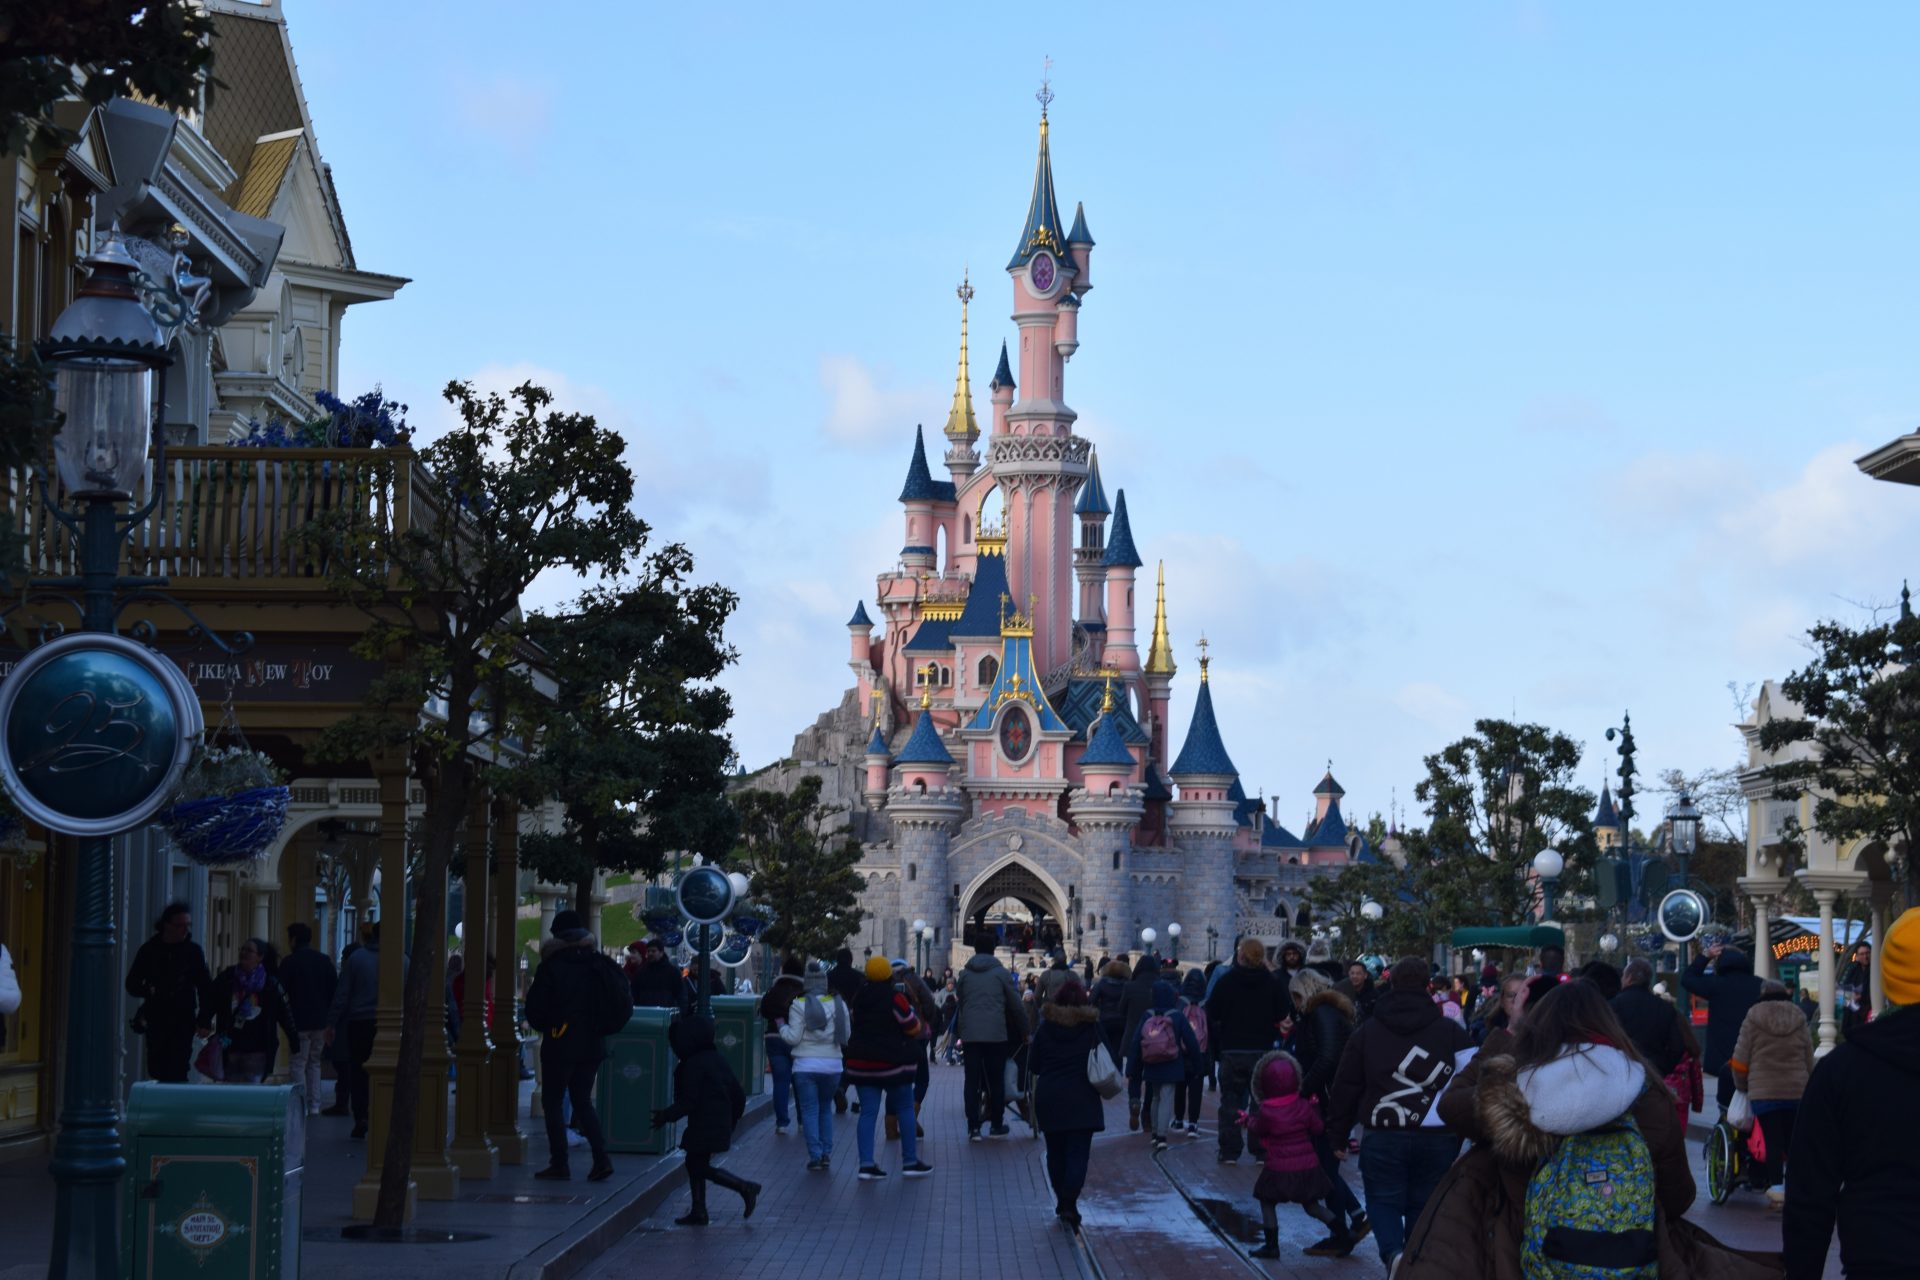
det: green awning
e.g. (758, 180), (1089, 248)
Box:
(1449, 925), (1566, 950)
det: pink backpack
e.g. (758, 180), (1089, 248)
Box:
(1141, 1012), (1180, 1064)
(1183, 1002), (1209, 1054)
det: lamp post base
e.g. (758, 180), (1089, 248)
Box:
(48, 835), (124, 1280)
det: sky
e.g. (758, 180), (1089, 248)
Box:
(279, 1), (1920, 836)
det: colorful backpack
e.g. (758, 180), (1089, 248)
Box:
(1140, 1013), (1180, 1063)
(1520, 1113), (1658, 1280)
(1183, 1001), (1210, 1054)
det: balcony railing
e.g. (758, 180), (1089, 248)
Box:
(6, 446), (421, 591)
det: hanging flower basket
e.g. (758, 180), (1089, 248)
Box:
(159, 746), (290, 866)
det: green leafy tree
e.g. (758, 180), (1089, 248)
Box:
(732, 777), (866, 961)
(0, 0), (213, 151)
(1409, 718), (1598, 928)
(1304, 861), (1432, 958)
(1759, 599), (1920, 902)
(305, 380), (670, 1228)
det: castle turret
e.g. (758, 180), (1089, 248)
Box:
(898, 425), (946, 573)
(1593, 783), (1621, 852)
(1067, 201), (1094, 293)
(864, 722), (891, 811)
(1102, 490), (1143, 676)
(1070, 682), (1142, 955)
(889, 693), (964, 962)
(1074, 449), (1110, 627)
(1143, 561), (1176, 769)
(1169, 647), (1241, 948)
(1312, 769), (1345, 824)
(849, 600), (874, 665)
(942, 274), (981, 483)
(989, 340), (1015, 437)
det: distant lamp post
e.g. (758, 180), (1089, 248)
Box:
(1205, 924), (1220, 961)
(1360, 899), (1384, 953)
(1533, 848), (1566, 922)
(1599, 932), (1620, 955)
(912, 918), (928, 971)
(1140, 926), (1157, 956)
(1667, 792), (1702, 887)
(1167, 921), (1182, 964)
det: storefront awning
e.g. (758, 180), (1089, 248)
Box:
(1449, 925), (1567, 950)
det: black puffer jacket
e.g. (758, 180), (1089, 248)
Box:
(629, 957), (689, 1012)
(1612, 983), (1688, 1076)
(659, 1015), (745, 1155)
(1292, 987), (1356, 1105)
(1328, 989), (1471, 1137)
(1681, 949), (1763, 1074)
(1030, 1003), (1107, 1134)
(1117, 957), (1162, 1055)
(1091, 975), (1128, 1028)
(124, 935), (212, 1030)
(1206, 960), (1292, 1053)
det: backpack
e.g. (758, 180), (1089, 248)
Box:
(1521, 1114), (1658, 1280)
(1183, 1002), (1209, 1055)
(588, 953), (636, 1037)
(1140, 1012), (1180, 1064)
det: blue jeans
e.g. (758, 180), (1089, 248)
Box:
(795, 1070), (838, 1161)
(855, 1080), (918, 1167)
(1356, 1128), (1460, 1263)
(767, 1042), (794, 1126)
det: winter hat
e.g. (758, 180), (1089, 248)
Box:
(550, 910), (587, 940)
(864, 954), (895, 982)
(1252, 1050), (1302, 1100)
(1883, 908), (1920, 1007)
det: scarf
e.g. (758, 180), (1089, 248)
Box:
(232, 963), (267, 1024)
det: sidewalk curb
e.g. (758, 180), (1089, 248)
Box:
(507, 1093), (773, 1280)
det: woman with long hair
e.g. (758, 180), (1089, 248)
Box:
(758, 960), (806, 1135)
(1028, 977), (1104, 1229)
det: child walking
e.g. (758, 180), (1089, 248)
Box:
(1241, 1050), (1344, 1259)
(651, 1015), (761, 1225)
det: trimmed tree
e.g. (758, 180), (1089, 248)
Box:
(732, 776), (866, 961)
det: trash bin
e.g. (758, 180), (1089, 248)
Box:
(123, 1082), (302, 1279)
(709, 994), (765, 1097)
(598, 1007), (678, 1154)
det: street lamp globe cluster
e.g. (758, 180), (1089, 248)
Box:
(1533, 848), (1565, 921)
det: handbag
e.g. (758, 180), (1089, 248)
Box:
(1727, 1088), (1753, 1131)
(193, 1035), (226, 1083)
(1087, 1041), (1123, 1099)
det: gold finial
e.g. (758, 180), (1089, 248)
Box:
(943, 270), (979, 441)
(916, 663), (938, 709)
(1037, 55), (1053, 120)
(1197, 633), (1211, 683)
(1099, 671), (1117, 714)
(1145, 560), (1177, 676)
(869, 685), (884, 726)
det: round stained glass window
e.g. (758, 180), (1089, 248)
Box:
(998, 703), (1033, 763)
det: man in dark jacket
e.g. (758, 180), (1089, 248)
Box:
(1117, 954), (1164, 1132)
(325, 922), (402, 1137)
(827, 947), (864, 1113)
(1329, 957), (1471, 1272)
(1681, 941), (1763, 1114)
(1206, 937), (1293, 1162)
(1611, 957), (1687, 1076)
(1524, 942), (1568, 1008)
(1785, 907), (1920, 1280)
(653, 1015), (758, 1225)
(954, 937), (1025, 1139)
(123, 902), (212, 1083)
(524, 911), (621, 1182)
(279, 922), (338, 1116)
(628, 937), (689, 1012)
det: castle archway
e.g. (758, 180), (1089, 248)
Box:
(958, 854), (1070, 955)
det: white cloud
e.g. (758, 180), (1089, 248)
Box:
(819, 356), (932, 449)
(1716, 442), (1916, 569)
(450, 74), (554, 152)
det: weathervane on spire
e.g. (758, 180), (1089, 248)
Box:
(1036, 55), (1054, 118)
(1197, 632), (1211, 681)
(958, 270), (974, 306)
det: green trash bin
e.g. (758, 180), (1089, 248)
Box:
(709, 994), (765, 1097)
(598, 1007), (679, 1154)
(123, 1082), (302, 1279)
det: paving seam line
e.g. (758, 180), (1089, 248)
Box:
(1147, 1146), (1281, 1280)
(505, 1092), (775, 1280)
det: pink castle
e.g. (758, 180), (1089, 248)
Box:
(772, 99), (1383, 967)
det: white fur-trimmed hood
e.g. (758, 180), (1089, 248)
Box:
(1516, 1044), (1644, 1135)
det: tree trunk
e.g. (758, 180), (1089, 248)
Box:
(572, 873), (593, 918)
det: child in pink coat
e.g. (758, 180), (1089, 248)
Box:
(1240, 1050), (1340, 1259)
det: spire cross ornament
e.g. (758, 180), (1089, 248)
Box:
(1036, 55), (1054, 117)
(917, 663), (937, 708)
(1196, 632), (1211, 681)
(957, 270), (974, 306)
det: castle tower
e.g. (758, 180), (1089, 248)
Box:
(1312, 769), (1345, 824)
(890, 693), (966, 959)
(942, 273), (981, 484)
(1074, 449), (1110, 629)
(1143, 561), (1176, 768)
(1593, 783), (1621, 852)
(1102, 490), (1143, 677)
(989, 341), (1015, 436)
(1070, 681), (1142, 955)
(898, 425), (946, 574)
(999, 97), (1092, 675)
(1168, 645), (1242, 950)
(864, 722), (891, 811)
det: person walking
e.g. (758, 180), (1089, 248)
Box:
(1172, 966), (1211, 1137)
(843, 955), (933, 1180)
(1612, 957), (1688, 1077)
(1523, 942), (1569, 1008)
(1786, 906), (1920, 1279)
(1091, 958), (1131, 1065)
(1337, 959), (1380, 1023)
(523, 910), (624, 1181)
(955, 936), (1025, 1140)
(1288, 967), (1368, 1256)
(758, 964), (805, 1136)
(1125, 972), (1201, 1152)
(1118, 953), (1164, 1132)
(1683, 941), (1765, 1116)
(829, 947), (863, 1113)
(1732, 979), (1815, 1204)
(1327, 957), (1471, 1273)
(628, 937), (689, 1013)
(1470, 973), (1530, 1047)
(782, 958), (850, 1171)
(123, 902), (212, 1084)
(1206, 938), (1292, 1163)
(320, 933), (362, 1115)
(1029, 977), (1105, 1229)
(1242, 1050), (1343, 1260)
(325, 921), (399, 1138)
(1838, 941), (1873, 1037)
(895, 961), (941, 1138)
(206, 937), (299, 1083)
(653, 1015), (760, 1224)
(278, 922), (337, 1114)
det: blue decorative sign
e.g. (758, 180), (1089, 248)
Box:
(1657, 889), (1708, 944)
(0, 634), (201, 835)
(677, 866), (735, 925)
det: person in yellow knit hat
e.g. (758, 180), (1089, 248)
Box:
(1785, 907), (1920, 1278)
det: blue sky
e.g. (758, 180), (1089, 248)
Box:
(285, 2), (1920, 834)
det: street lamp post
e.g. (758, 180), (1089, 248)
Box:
(1534, 848), (1566, 923)
(1667, 792), (1701, 892)
(1140, 926), (1157, 960)
(1167, 922), (1182, 965)
(912, 919), (929, 974)
(1205, 924), (1219, 962)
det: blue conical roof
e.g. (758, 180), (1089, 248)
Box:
(1314, 770), (1345, 797)
(991, 340), (1015, 391)
(1307, 798), (1348, 848)
(899, 425), (939, 502)
(1009, 115), (1072, 271)
(1075, 451), (1110, 517)
(952, 543), (1009, 638)
(895, 708), (952, 766)
(1081, 710), (1134, 768)
(1594, 784), (1618, 830)
(1170, 677), (1236, 777)
(848, 601), (873, 628)
(866, 724), (889, 756)
(1067, 201), (1094, 246)
(1103, 490), (1142, 568)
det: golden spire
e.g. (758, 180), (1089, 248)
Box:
(1197, 633), (1211, 683)
(1144, 560), (1177, 676)
(916, 663), (937, 709)
(943, 272), (979, 441)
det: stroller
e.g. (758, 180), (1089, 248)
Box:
(1005, 1038), (1040, 1138)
